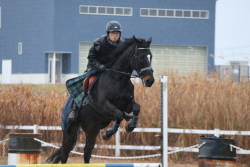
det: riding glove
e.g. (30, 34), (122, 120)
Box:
(96, 64), (106, 71)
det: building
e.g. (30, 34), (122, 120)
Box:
(0, 0), (216, 84)
(216, 61), (249, 82)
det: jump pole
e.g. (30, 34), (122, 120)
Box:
(161, 75), (168, 167)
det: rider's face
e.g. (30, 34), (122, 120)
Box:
(108, 31), (120, 43)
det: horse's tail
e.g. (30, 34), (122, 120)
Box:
(46, 131), (79, 164)
(46, 147), (62, 164)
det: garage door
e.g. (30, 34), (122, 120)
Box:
(80, 42), (207, 76)
(79, 42), (92, 74)
(150, 45), (207, 77)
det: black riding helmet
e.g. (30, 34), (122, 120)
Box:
(106, 21), (122, 34)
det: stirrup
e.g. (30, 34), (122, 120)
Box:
(67, 109), (76, 120)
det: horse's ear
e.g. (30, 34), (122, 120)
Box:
(147, 37), (152, 44)
(133, 35), (140, 44)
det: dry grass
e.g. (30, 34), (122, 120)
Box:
(0, 72), (250, 164)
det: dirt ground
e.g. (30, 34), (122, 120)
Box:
(0, 155), (249, 167)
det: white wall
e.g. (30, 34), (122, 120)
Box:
(0, 73), (79, 84)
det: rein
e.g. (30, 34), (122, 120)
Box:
(105, 45), (153, 78)
(105, 69), (139, 77)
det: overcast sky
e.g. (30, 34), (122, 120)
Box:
(215, 0), (250, 65)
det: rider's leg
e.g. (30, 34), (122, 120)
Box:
(67, 101), (77, 120)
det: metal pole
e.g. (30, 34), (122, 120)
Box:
(161, 75), (168, 167)
(52, 52), (56, 84)
(115, 129), (121, 156)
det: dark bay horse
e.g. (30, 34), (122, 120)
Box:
(46, 36), (154, 163)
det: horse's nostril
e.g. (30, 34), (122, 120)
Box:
(145, 78), (154, 87)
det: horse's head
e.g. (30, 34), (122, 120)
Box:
(132, 35), (155, 87)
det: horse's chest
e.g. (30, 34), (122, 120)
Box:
(112, 89), (133, 106)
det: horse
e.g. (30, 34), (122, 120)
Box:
(46, 35), (155, 164)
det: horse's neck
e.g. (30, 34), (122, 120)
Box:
(111, 45), (134, 73)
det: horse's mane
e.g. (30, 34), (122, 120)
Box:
(111, 37), (134, 57)
(105, 37), (134, 68)
(105, 36), (149, 69)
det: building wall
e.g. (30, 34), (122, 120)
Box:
(0, 0), (216, 83)
(53, 0), (216, 72)
(0, 0), (55, 74)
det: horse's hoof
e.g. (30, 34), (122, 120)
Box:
(102, 132), (111, 140)
(125, 125), (135, 132)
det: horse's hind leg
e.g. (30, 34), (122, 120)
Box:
(46, 126), (79, 164)
(61, 126), (80, 163)
(84, 128), (99, 163)
(126, 101), (140, 132)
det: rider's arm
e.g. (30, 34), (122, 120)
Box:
(88, 39), (105, 70)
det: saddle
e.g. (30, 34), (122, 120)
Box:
(83, 75), (97, 94)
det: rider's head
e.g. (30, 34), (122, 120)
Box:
(106, 21), (122, 43)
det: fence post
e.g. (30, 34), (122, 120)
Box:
(214, 128), (220, 137)
(33, 124), (38, 134)
(115, 128), (121, 157)
(161, 75), (168, 167)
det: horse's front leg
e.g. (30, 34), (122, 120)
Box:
(101, 101), (124, 140)
(125, 100), (140, 132)
(102, 120), (121, 140)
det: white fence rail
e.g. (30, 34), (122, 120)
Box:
(1, 125), (250, 155)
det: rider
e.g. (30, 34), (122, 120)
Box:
(67, 21), (123, 120)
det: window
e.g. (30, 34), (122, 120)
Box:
(166, 10), (174, 17)
(192, 11), (199, 18)
(116, 8), (123, 15)
(98, 7), (105, 14)
(175, 10), (182, 17)
(184, 11), (191, 17)
(79, 5), (132, 16)
(141, 9), (148, 16)
(140, 8), (209, 19)
(89, 6), (97, 14)
(200, 11), (208, 18)
(158, 10), (166, 16)
(18, 42), (22, 55)
(107, 7), (114, 14)
(149, 9), (157, 16)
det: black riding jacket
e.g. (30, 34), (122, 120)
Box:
(85, 35), (122, 72)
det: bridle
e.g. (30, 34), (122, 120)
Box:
(106, 44), (153, 78)
(134, 45), (153, 78)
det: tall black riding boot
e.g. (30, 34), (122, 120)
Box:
(67, 102), (77, 121)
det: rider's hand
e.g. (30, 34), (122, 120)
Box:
(96, 64), (106, 71)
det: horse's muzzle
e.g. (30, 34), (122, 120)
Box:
(142, 74), (155, 87)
